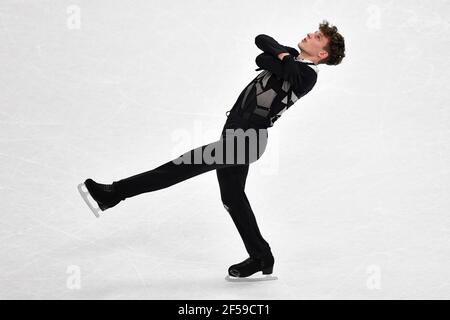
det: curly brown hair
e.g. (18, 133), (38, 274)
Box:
(318, 20), (346, 65)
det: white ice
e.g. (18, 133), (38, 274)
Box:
(0, 0), (449, 299)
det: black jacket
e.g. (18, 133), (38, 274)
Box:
(254, 34), (318, 92)
(229, 34), (318, 127)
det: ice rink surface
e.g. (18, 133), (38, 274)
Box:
(0, 0), (449, 299)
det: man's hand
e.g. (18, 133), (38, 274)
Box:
(277, 52), (290, 60)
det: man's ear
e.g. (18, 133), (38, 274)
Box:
(318, 50), (329, 61)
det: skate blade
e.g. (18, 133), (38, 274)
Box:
(225, 274), (278, 282)
(77, 182), (101, 218)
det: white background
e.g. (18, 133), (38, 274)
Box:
(0, 0), (449, 299)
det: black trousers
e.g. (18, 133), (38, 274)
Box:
(113, 112), (272, 259)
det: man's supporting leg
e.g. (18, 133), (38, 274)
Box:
(216, 164), (272, 259)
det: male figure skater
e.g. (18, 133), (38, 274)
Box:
(78, 20), (345, 280)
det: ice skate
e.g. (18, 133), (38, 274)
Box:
(77, 178), (122, 218)
(225, 255), (278, 282)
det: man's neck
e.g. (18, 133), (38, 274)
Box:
(297, 51), (318, 65)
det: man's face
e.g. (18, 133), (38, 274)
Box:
(298, 30), (329, 61)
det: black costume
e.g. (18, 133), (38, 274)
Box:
(82, 34), (319, 277)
